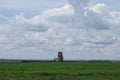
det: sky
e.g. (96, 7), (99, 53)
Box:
(0, 0), (120, 60)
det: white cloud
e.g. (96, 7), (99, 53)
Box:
(0, 35), (6, 43)
(0, 0), (120, 57)
(0, 14), (8, 20)
(109, 11), (120, 28)
(90, 3), (109, 14)
(42, 4), (74, 17)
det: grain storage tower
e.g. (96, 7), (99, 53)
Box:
(58, 52), (63, 62)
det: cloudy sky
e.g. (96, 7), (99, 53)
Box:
(0, 0), (120, 60)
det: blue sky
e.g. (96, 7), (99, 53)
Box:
(0, 0), (120, 60)
(0, 0), (66, 17)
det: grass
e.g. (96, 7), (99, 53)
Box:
(0, 62), (120, 80)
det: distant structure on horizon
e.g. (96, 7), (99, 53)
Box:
(54, 52), (63, 62)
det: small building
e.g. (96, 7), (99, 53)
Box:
(54, 52), (63, 62)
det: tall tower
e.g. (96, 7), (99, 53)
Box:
(58, 52), (63, 62)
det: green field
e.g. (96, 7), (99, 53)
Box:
(0, 62), (120, 80)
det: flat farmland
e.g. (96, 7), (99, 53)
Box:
(0, 62), (120, 80)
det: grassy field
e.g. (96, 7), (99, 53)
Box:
(0, 62), (120, 80)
